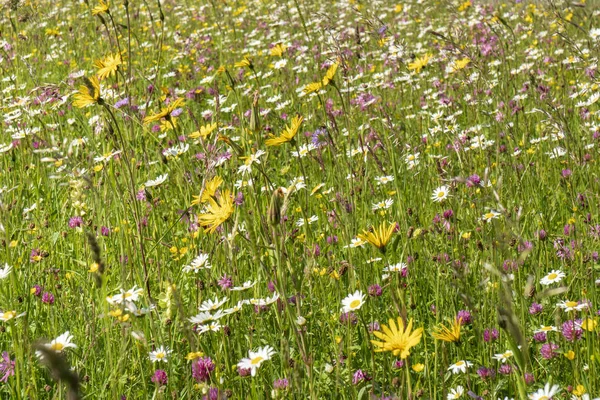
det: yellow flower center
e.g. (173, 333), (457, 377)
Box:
(566, 301), (578, 308)
(250, 356), (264, 365)
(485, 213), (494, 219)
(456, 361), (464, 366)
(155, 352), (165, 359)
(437, 191), (445, 198)
(350, 300), (361, 309)
(123, 292), (132, 299)
(3, 311), (16, 320)
(548, 273), (557, 280)
(50, 343), (64, 351)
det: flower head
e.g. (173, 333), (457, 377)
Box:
(370, 317), (423, 358)
(94, 53), (124, 80)
(341, 290), (365, 313)
(408, 53), (432, 73)
(357, 221), (396, 251)
(237, 346), (275, 377)
(265, 115), (304, 146)
(197, 189), (234, 233)
(149, 346), (172, 363)
(143, 98), (184, 124)
(431, 317), (462, 343)
(73, 76), (103, 108)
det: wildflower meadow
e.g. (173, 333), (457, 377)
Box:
(1, 0), (600, 398)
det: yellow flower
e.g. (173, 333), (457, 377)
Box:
(357, 221), (396, 250)
(371, 317), (423, 359)
(234, 57), (252, 69)
(407, 53), (432, 73)
(92, 0), (110, 15)
(580, 318), (597, 331)
(265, 115), (304, 146)
(191, 176), (223, 206)
(198, 190), (234, 234)
(565, 350), (575, 360)
(89, 263), (99, 273)
(572, 385), (586, 397)
(186, 351), (205, 361)
(431, 317), (462, 343)
(303, 82), (323, 94)
(458, 0), (471, 11)
(270, 43), (287, 57)
(143, 98), (184, 124)
(73, 76), (103, 108)
(94, 53), (124, 80)
(322, 61), (339, 86)
(412, 363), (424, 372)
(189, 122), (217, 139)
(449, 57), (470, 73)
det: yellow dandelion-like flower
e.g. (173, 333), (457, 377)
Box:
(322, 61), (339, 86)
(270, 43), (287, 57)
(92, 0), (110, 15)
(191, 176), (223, 206)
(357, 221), (396, 250)
(303, 82), (323, 94)
(371, 317), (423, 359)
(198, 189), (234, 234)
(407, 53), (432, 74)
(234, 57), (252, 69)
(143, 98), (184, 124)
(94, 53), (124, 80)
(431, 317), (462, 343)
(265, 115), (304, 146)
(72, 76), (103, 108)
(189, 122), (217, 139)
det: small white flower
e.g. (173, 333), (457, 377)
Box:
(447, 360), (472, 374)
(237, 346), (276, 376)
(447, 385), (464, 399)
(231, 280), (256, 291)
(528, 383), (560, 400)
(199, 296), (228, 312)
(375, 175), (394, 185)
(481, 210), (501, 223)
(149, 346), (172, 363)
(340, 290), (365, 313)
(431, 185), (450, 202)
(144, 173), (168, 187)
(0, 263), (12, 280)
(183, 253), (212, 273)
(492, 350), (513, 363)
(47, 331), (77, 353)
(539, 270), (566, 286)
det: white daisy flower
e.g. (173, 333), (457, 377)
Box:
(528, 383), (560, 400)
(447, 385), (464, 399)
(47, 331), (77, 352)
(237, 346), (276, 376)
(0, 263), (12, 279)
(149, 346), (172, 363)
(199, 296), (228, 312)
(539, 270), (566, 286)
(183, 253), (211, 273)
(492, 350), (513, 363)
(447, 360), (472, 374)
(431, 185), (450, 202)
(340, 290), (365, 313)
(480, 210), (501, 223)
(144, 173), (168, 187)
(231, 280), (256, 291)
